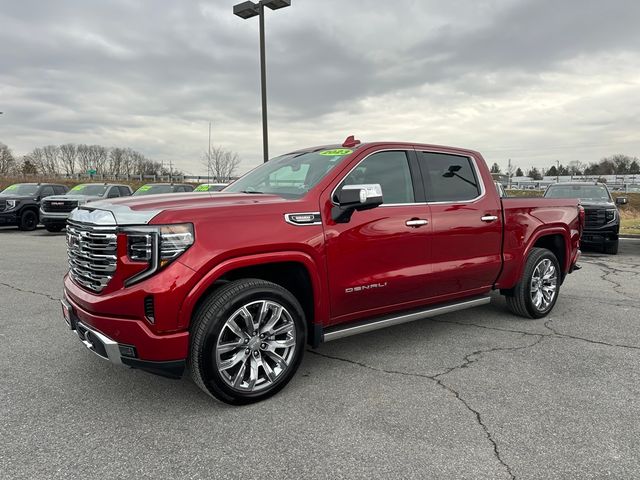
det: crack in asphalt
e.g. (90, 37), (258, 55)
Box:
(0, 282), (59, 302)
(309, 336), (544, 480)
(579, 259), (639, 298)
(563, 294), (640, 308)
(431, 318), (640, 351)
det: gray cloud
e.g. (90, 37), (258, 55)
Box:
(1, 0), (639, 174)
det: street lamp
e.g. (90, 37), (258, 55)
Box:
(233, 0), (291, 163)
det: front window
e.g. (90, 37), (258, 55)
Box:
(225, 148), (354, 198)
(133, 185), (174, 196)
(68, 184), (109, 196)
(544, 184), (611, 202)
(1, 184), (38, 196)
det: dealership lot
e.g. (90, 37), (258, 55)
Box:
(1, 228), (639, 480)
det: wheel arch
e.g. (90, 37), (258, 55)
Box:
(179, 252), (326, 346)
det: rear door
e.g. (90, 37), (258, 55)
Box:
(323, 149), (433, 324)
(416, 150), (502, 297)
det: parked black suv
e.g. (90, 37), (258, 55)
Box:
(132, 183), (194, 196)
(544, 182), (627, 254)
(0, 183), (68, 231)
(40, 183), (133, 232)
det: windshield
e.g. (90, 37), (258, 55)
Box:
(133, 185), (173, 196)
(544, 184), (611, 202)
(68, 184), (108, 196)
(0, 184), (38, 196)
(224, 148), (353, 198)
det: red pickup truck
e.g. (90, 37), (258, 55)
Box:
(61, 138), (582, 404)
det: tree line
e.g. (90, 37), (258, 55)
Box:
(0, 142), (182, 177)
(490, 154), (640, 181)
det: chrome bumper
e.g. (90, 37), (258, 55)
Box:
(61, 298), (122, 365)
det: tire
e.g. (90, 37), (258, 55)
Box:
(190, 279), (306, 405)
(18, 210), (38, 231)
(505, 247), (560, 319)
(45, 225), (64, 233)
(603, 239), (618, 255)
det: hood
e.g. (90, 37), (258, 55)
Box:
(43, 194), (102, 202)
(0, 194), (34, 201)
(71, 192), (288, 225)
(580, 200), (615, 209)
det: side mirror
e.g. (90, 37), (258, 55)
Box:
(332, 184), (383, 223)
(615, 196), (628, 205)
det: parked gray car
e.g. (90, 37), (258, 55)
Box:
(40, 183), (132, 232)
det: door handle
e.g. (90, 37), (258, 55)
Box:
(481, 215), (499, 222)
(406, 219), (429, 227)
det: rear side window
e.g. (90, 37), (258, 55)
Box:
(40, 186), (55, 198)
(418, 152), (481, 202)
(341, 151), (415, 204)
(119, 186), (132, 196)
(107, 187), (120, 198)
(54, 185), (67, 195)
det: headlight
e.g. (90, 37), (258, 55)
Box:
(6, 200), (17, 210)
(121, 223), (194, 286)
(605, 209), (616, 222)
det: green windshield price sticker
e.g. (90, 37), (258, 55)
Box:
(194, 185), (209, 192)
(319, 149), (353, 156)
(6, 184), (18, 190)
(138, 185), (152, 191)
(70, 185), (84, 191)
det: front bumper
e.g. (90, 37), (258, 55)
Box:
(61, 296), (187, 378)
(0, 211), (18, 225)
(40, 209), (71, 226)
(581, 228), (618, 245)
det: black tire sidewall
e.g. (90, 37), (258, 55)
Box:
(524, 249), (560, 318)
(20, 210), (38, 231)
(193, 281), (306, 405)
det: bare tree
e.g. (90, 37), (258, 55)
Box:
(0, 143), (17, 175)
(26, 147), (47, 174)
(42, 145), (60, 175)
(203, 146), (241, 181)
(108, 147), (127, 176)
(77, 144), (91, 173)
(59, 143), (77, 175)
(88, 145), (108, 174)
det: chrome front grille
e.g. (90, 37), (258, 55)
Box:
(43, 199), (78, 213)
(66, 220), (117, 293)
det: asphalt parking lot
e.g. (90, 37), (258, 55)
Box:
(1, 228), (639, 480)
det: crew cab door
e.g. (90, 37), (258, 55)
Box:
(416, 150), (502, 297)
(322, 149), (433, 325)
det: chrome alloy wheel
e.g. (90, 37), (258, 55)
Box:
(530, 258), (558, 311)
(215, 300), (296, 392)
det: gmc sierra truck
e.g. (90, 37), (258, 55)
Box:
(61, 138), (583, 404)
(0, 183), (68, 230)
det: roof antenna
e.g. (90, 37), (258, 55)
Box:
(342, 135), (361, 148)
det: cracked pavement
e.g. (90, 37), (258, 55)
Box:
(1, 228), (639, 479)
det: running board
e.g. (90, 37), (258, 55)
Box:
(323, 296), (491, 342)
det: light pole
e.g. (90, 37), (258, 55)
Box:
(233, 0), (291, 163)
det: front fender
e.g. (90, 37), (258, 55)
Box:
(177, 250), (327, 329)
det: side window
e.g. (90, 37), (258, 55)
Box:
(54, 185), (67, 195)
(341, 151), (414, 204)
(40, 186), (55, 198)
(119, 186), (131, 196)
(419, 152), (481, 202)
(107, 187), (120, 198)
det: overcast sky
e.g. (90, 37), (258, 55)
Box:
(1, 0), (639, 175)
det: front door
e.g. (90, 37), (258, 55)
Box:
(322, 149), (433, 325)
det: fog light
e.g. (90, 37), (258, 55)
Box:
(118, 345), (137, 358)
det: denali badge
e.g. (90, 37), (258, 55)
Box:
(345, 282), (387, 293)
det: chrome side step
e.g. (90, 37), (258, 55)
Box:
(323, 296), (491, 342)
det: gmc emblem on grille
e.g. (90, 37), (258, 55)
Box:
(51, 202), (64, 206)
